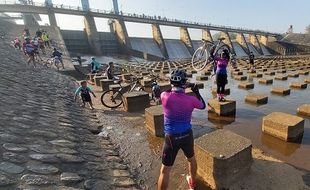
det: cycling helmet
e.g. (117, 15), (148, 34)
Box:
(170, 69), (187, 87)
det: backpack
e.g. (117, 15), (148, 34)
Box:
(26, 44), (34, 53)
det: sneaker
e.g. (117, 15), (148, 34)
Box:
(186, 175), (196, 190)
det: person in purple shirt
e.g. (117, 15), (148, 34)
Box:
(214, 49), (230, 102)
(157, 69), (206, 190)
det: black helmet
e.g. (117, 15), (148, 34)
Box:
(170, 69), (187, 87)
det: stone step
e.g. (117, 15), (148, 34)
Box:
(238, 82), (254, 89)
(271, 87), (291, 95)
(245, 93), (268, 104)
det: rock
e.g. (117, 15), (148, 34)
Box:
(31, 130), (58, 138)
(56, 154), (85, 163)
(113, 177), (136, 187)
(3, 143), (28, 152)
(2, 152), (27, 163)
(48, 140), (76, 148)
(112, 170), (131, 177)
(84, 179), (110, 190)
(0, 162), (24, 174)
(21, 174), (55, 185)
(28, 144), (59, 154)
(0, 174), (16, 186)
(29, 154), (60, 163)
(60, 172), (83, 182)
(27, 164), (59, 174)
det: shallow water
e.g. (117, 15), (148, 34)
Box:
(189, 69), (310, 171)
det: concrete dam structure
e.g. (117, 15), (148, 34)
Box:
(1, 0), (310, 59)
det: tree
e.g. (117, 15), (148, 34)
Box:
(306, 25), (310, 34)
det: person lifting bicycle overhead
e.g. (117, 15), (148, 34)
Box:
(157, 69), (206, 190)
(210, 48), (230, 102)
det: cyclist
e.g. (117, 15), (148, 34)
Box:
(74, 81), (96, 110)
(14, 37), (21, 50)
(212, 49), (230, 102)
(52, 48), (64, 69)
(106, 62), (115, 79)
(32, 37), (43, 61)
(24, 38), (36, 68)
(249, 51), (255, 71)
(90, 57), (101, 74)
(157, 69), (206, 190)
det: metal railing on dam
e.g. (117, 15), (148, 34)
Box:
(0, 0), (281, 36)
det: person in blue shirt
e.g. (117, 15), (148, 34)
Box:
(90, 57), (101, 73)
(74, 81), (96, 109)
(52, 48), (64, 69)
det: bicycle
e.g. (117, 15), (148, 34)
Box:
(100, 76), (145, 108)
(191, 37), (231, 71)
(45, 57), (61, 71)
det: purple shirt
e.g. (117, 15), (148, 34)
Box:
(215, 57), (229, 74)
(161, 90), (204, 135)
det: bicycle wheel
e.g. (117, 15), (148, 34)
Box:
(214, 44), (231, 57)
(100, 90), (124, 108)
(191, 47), (209, 71)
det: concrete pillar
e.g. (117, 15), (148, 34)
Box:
(81, 0), (90, 11)
(260, 35), (269, 46)
(236, 33), (250, 54)
(249, 34), (263, 54)
(180, 27), (194, 55)
(152, 24), (168, 59)
(219, 31), (235, 54)
(113, 18), (131, 51)
(23, 14), (39, 27)
(202, 29), (213, 42)
(84, 14), (102, 55)
(112, 0), (119, 14)
(47, 10), (57, 27)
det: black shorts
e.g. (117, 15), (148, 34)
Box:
(216, 73), (227, 86)
(162, 129), (194, 166)
(81, 93), (91, 102)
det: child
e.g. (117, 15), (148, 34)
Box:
(74, 81), (96, 109)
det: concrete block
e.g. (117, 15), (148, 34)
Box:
(208, 99), (236, 116)
(123, 91), (150, 112)
(297, 104), (310, 117)
(196, 75), (208, 81)
(122, 73), (132, 81)
(238, 82), (254, 89)
(233, 71), (243, 75)
(94, 76), (107, 86)
(259, 78), (273, 85)
(234, 75), (247, 81)
(275, 74), (288, 80)
(277, 70), (286, 73)
(299, 70), (309, 75)
(245, 93), (268, 104)
(195, 130), (252, 189)
(159, 83), (171, 92)
(304, 78), (310, 83)
(264, 71), (275, 75)
(288, 73), (299, 78)
(141, 79), (152, 87)
(290, 82), (307, 89)
(100, 79), (114, 91)
(196, 83), (204, 89)
(271, 87), (291, 95)
(145, 105), (164, 137)
(262, 112), (304, 142)
(212, 88), (230, 95)
(250, 73), (263, 78)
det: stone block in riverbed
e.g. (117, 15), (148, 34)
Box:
(259, 78), (273, 85)
(264, 71), (275, 75)
(211, 88), (230, 95)
(271, 87), (290, 95)
(288, 73), (299, 78)
(245, 93), (268, 104)
(208, 99), (236, 116)
(196, 75), (208, 81)
(145, 105), (164, 137)
(297, 104), (310, 117)
(195, 129), (252, 189)
(238, 82), (254, 89)
(305, 78), (310, 83)
(275, 74), (288, 80)
(249, 73), (263, 78)
(100, 79), (114, 91)
(123, 91), (150, 112)
(234, 75), (247, 81)
(299, 70), (309, 75)
(159, 83), (171, 92)
(94, 76), (107, 86)
(290, 82), (307, 89)
(262, 112), (304, 142)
